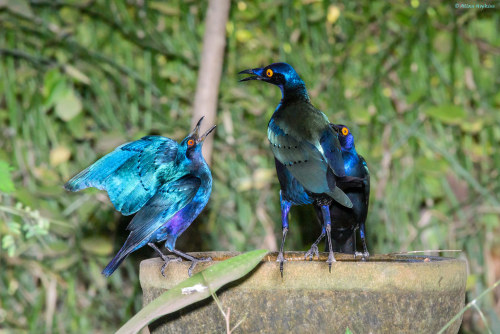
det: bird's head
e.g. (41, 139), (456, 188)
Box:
(180, 116), (216, 161)
(332, 124), (355, 152)
(239, 62), (307, 98)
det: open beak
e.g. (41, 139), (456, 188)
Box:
(238, 68), (266, 82)
(192, 116), (216, 144)
(198, 124), (216, 143)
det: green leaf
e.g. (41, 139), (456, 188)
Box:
(43, 69), (67, 111)
(423, 105), (466, 125)
(0, 160), (15, 193)
(116, 249), (268, 334)
(149, 2), (180, 15)
(345, 327), (354, 334)
(64, 65), (91, 85)
(55, 88), (83, 122)
(81, 236), (113, 256)
(0, 0), (34, 19)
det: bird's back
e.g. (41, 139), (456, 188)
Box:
(330, 152), (370, 227)
(268, 101), (351, 207)
(271, 101), (330, 143)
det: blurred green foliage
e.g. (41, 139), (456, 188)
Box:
(0, 0), (499, 332)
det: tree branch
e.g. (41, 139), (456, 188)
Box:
(191, 0), (231, 165)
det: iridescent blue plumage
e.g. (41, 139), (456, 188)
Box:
(64, 117), (216, 277)
(309, 124), (371, 259)
(240, 63), (363, 274)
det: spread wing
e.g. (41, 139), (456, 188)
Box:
(64, 136), (179, 215)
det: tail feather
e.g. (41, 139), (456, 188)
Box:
(102, 250), (129, 277)
(102, 233), (147, 277)
(328, 186), (353, 208)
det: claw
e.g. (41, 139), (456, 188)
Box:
(187, 256), (212, 277)
(277, 252), (286, 278)
(160, 256), (182, 277)
(326, 251), (336, 273)
(354, 251), (370, 261)
(305, 244), (319, 261)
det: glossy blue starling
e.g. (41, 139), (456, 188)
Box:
(308, 124), (370, 260)
(239, 63), (362, 275)
(64, 117), (216, 277)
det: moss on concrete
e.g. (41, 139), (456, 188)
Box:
(140, 252), (466, 333)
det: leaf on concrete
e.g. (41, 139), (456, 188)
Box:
(116, 249), (268, 334)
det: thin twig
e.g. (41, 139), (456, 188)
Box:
(28, 0), (196, 67)
(472, 302), (492, 334)
(389, 250), (462, 255)
(225, 307), (231, 334)
(437, 279), (500, 334)
(1, 8), (163, 96)
(0, 48), (53, 67)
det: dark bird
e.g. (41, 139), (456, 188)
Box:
(239, 63), (362, 274)
(64, 117), (216, 277)
(308, 124), (370, 260)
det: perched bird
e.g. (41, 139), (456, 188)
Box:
(239, 63), (362, 274)
(64, 117), (216, 277)
(308, 124), (370, 260)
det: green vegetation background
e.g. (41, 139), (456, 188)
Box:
(1, 0), (499, 332)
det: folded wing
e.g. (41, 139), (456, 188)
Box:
(102, 175), (201, 276)
(268, 119), (352, 208)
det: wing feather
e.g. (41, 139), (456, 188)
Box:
(65, 136), (179, 215)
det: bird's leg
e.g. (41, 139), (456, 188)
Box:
(321, 205), (336, 272)
(148, 243), (182, 277)
(169, 248), (212, 277)
(277, 196), (292, 278)
(305, 227), (325, 261)
(277, 226), (288, 278)
(354, 223), (370, 261)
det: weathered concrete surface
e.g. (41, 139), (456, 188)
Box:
(140, 252), (467, 334)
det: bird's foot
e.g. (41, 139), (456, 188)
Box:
(187, 256), (212, 277)
(354, 251), (370, 261)
(277, 252), (286, 278)
(160, 256), (182, 277)
(305, 244), (319, 261)
(326, 251), (336, 273)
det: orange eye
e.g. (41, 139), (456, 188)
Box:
(341, 127), (349, 136)
(187, 139), (195, 146)
(266, 69), (273, 77)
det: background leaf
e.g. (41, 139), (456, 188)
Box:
(55, 88), (83, 122)
(423, 105), (467, 125)
(0, 161), (15, 193)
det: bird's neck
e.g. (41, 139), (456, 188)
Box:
(280, 82), (310, 104)
(200, 166), (212, 182)
(342, 149), (359, 174)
